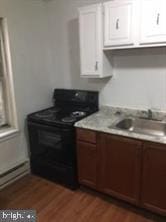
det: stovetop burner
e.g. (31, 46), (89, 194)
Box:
(62, 116), (77, 123)
(35, 108), (60, 118)
(71, 111), (86, 118)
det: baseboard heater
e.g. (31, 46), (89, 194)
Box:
(0, 161), (30, 189)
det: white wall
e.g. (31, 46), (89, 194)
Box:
(101, 48), (166, 111)
(0, 0), (56, 173)
(45, 0), (166, 111)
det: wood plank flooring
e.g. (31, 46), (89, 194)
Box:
(0, 175), (165, 222)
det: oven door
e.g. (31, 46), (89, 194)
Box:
(28, 121), (76, 166)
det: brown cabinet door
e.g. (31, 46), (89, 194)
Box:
(77, 141), (97, 189)
(141, 142), (166, 216)
(98, 134), (142, 205)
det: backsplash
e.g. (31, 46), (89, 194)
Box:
(100, 106), (166, 122)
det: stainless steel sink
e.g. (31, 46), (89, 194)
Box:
(116, 118), (134, 131)
(110, 117), (166, 137)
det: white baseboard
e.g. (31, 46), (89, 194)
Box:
(0, 161), (30, 190)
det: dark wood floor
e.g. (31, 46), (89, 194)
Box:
(0, 175), (165, 222)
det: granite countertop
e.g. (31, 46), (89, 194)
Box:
(75, 106), (166, 145)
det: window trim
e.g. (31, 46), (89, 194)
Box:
(0, 18), (19, 140)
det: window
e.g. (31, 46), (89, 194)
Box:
(0, 18), (18, 138)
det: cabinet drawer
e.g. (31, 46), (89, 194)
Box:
(77, 128), (96, 144)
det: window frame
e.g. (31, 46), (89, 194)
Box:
(0, 18), (19, 140)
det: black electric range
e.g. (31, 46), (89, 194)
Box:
(27, 89), (98, 189)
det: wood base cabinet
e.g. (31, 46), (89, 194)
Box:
(76, 128), (166, 216)
(98, 134), (142, 205)
(76, 129), (97, 189)
(141, 142), (166, 216)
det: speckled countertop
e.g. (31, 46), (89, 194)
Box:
(75, 106), (166, 145)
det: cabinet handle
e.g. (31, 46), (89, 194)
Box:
(95, 61), (98, 71)
(156, 13), (160, 25)
(116, 18), (119, 30)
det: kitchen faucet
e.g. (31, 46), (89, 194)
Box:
(147, 109), (153, 120)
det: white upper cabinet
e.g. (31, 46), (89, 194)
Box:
(79, 0), (166, 54)
(79, 4), (112, 78)
(140, 0), (166, 45)
(104, 0), (136, 47)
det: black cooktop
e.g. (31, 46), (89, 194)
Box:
(28, 106), (94, 127)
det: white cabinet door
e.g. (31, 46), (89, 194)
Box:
(104, 0), (134, 47)
(79, 4), (102, 77)
(140, 0), (166, 44)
